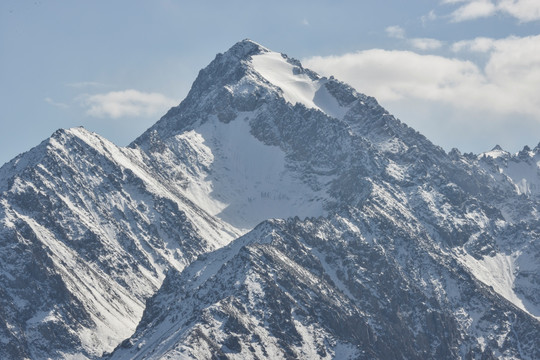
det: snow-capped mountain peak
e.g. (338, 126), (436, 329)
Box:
(223, 38), (270, 59)
(479, 143), (540, 196)
(480, 144), (510, 159)
(1, 40), (539, 359)
(128, 41), (375, 231)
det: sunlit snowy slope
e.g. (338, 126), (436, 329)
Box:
(0, 40), (539, 359)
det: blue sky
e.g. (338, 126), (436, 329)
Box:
(1, 0), (540, 166)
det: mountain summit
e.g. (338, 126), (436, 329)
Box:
(0, 40), (539, 359)
(129, 39), (451, 231)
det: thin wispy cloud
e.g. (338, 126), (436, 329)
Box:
(441, 0), (469, 3)
(448, 0), (496, 21)
(409, 38), (444, 50)
(386, 25), (443, 51)
(66, 81), (109, 89)
(442, 0), (540, 22)
(45, 97), (69, 109)
(421, 10), (438, 25)
(385, 25), (405, 39)
(80, 90), (176, 119)
(452, 37), (496, 52)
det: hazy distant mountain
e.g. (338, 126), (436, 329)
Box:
(0, 40), (538, 359)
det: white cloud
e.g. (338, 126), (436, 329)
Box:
(385, 25), (405, 39)
(66, 81), (108, 88)
(498, 0), (540, 22)
(81, 90), (176, 119)
(385, 25), (443, 51)
(304, 50), (484, 103)
(452, 37), (496, 52)
(303, 35), (540, 152)
(448, 0), (497, 21)
(302, 18), (309, 26)
(409, 38), (444, 50)
(441, 0), (469, 3)
(484, 36), (540, 92)
(421, 10), (438, 25)
(303, 34), (540, 117)
(443, 0), (540, 22)
(45, 97), (69, 109)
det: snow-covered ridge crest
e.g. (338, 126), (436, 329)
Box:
(479, 143), (540, 196)
(249, 50), (350, 119)
(479, 144), (510, 160)
(139, 38), (357, 146)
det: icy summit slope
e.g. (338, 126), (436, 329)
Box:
(129, 41), (359, 230)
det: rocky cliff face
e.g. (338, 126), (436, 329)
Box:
(0, 40), (538, 359)
(0, 128), (239, 358)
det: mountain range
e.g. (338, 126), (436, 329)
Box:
(0, 40), (538, 359)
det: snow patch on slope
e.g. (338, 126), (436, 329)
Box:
(171, 115), (329, 230)
(65, 127), (239, 248)
(18, 213), (144, 356)
(458, 252), (540, 320)
(504, 157), (540, 196)
(251, 52), (348, 119)
(480, 147), (509, 160)
(480, 145), (540, 196)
